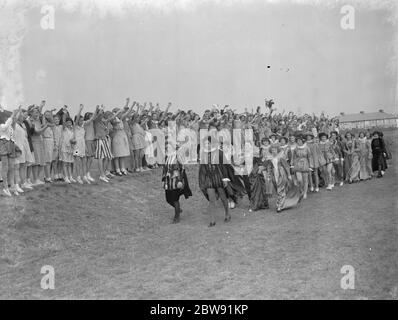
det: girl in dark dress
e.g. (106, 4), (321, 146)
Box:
(248, 152), (270, 211)
(329, 131), (344, 186)
(199, 134), (245, 227)
(378, 131), (389, 173)
(162, 150), (192, 223)
(371, 131), (387, 178)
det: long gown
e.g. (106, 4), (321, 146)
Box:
(263, 154), (301, 211)
(343, 139), (360, 182)
(357, 138), (372, 180)
(330, 139), (344, 183)
(371, 137), (387, 173)
(249, 157), (269, 211)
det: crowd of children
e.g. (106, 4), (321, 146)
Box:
(0, 99), (392, 221)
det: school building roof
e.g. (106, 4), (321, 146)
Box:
(338, 110), (398, 123)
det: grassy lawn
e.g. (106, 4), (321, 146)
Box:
(0, 130), (397, 299)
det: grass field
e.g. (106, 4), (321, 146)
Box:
(0, 131), (397, 299)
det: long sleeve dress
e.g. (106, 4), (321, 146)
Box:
(249, 157), (269, 211)
(263, 154), (301, 211)
(358, 137), (372, 180)
(343, 139), (360, 182)
(371, 138), (387, 173)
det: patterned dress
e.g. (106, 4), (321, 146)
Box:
(263, 154), (301, 211)
(292, 144), (312, 172)
(52, 125), (63, 160)
(330, 139), (344, 183)
(130, 122), (146, 151)
(307, 141), (326, 168)
(343, 139), (360, 182)
(111, 118), (130, 158)
(318, 141), (335, 165)
(358, 138), (372, 180)
(31, 119), (46, 166)
(59, 127), (74, 163)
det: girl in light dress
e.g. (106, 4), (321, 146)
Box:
(59, 114), (76, 184)
(365, 131), (374, 176)
(51, 114), (63, 181)
(13, 109), (35, 192)
(42, 111), (55, 183)
(21, 109), (35, 186)
(111, 102), (135, 175)
(343, 132), (360, 183)
(83, 106), (100, 182)
(262, 144), (301, 213)
(73, 104), (88, 184)
(0, 108), (20, 196)
(130, 105), (147, 172)
(357, 131), (372, 181)
(29, 106), (49, 185)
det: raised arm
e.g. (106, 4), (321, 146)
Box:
(38, 100), (46, 113)
(121, 101), (136, 120)
(124, 97), (130, 109)
(75, 104), (84, 125)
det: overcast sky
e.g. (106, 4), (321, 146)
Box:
(14, 0), (398, 115)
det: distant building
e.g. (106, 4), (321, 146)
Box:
(338, 109), (398, 130)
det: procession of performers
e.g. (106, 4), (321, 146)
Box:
(160, 110), (390, 227)
(0, 101), (391, 227)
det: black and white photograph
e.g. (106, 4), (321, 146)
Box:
(0, 0), (397, 303)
